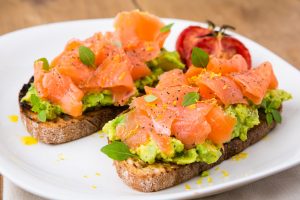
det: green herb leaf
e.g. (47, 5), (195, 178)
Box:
(266, 113), (273, 125)
(191, 47), (209, 68)
(182, 92), (200, 107)
(271, 109), (282, 123)
(160, 23), (174, 33)
(101, 141), (135, 161)
(79, 46), (95, 67)
(144, 94), (158, 102)
(37, 110), (47, 122)
(36, 58), (50, 71)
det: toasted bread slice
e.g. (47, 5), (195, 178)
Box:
(114, 112), (277, 192)
(18, 77), (126, 144)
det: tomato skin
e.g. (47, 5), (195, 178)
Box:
(176, 26), (213, 63)
(176, 25), (252, 68)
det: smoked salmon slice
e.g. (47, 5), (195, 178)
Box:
(207, 54), (248, 75)
(42, 69), (84, 117)
(206, 106), (236, 144)
(229, 61), (278, 104)
(171, 103), (213, 149)
(195, 72), (247, 106)
(156, 69), (188, 90)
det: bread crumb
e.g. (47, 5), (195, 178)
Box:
(21, 136), (38, 145)
(8, 115), (18, 122)
(231, 152), (248, 161)
(221, 170), (229, 177)
(184, 184), (191, 190)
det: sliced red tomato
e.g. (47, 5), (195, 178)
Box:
(176, 25), (252, 68)
(176, 26), (213, 63)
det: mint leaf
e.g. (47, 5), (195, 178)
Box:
(160, 23), (174, 33)
(266, 113), (273, 125)
(36, 58), (50, 71)
(182, 92), (200, 107)
(101, 141), (135, 161)
(79, 46), (95, 67)
(271, 109), (282, 123)
(191, 47), (209, 68)
(37, 110), (47, 122)
(144, 94), (158, 102)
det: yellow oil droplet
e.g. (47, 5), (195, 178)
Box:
(83, 175), (89, 178)
(214, 167), (220, 171)
(95, 172), (101, 176)
(91, 185), (97, 189)
(184, 184), (191, 190)
(21, 136), (38, 145)
(8, 115), (18, 122)
(207, 176), (213, 183)
(221, 170), (229, 177)
(196, 178), (202, 185)
(232, 152), (248, 161)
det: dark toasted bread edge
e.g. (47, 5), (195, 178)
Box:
(19, 77), (127, 144)
(114, 111), (277, 192)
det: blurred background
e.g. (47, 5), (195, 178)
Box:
(0, 0), (299, 67)
(0, 0), (299, 199)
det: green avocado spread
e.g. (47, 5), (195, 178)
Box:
(21, 84), (62, 120)
(102, 89), (291, 165)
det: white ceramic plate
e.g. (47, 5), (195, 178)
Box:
(0, 18), (299, 200)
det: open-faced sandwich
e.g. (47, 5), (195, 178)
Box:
(101, 24), (292, 192)
(18, 10), (184, 144)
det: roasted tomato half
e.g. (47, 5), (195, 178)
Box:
(176, 23), (251, 68)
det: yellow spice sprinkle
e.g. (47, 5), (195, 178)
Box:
(95, 172), (101, 176)
(171, 101), (177, 106)
(214, 167), (220, 171)
(184, 184), (191, 190)
(207, 176), (213, 183)
(8, 115), (18, 122)
(58, 153), (65, 161)
(221, 170), (229, 177)
(21, 136), (38, 146)
(83, 175), (89, 178)
(146, 46), (154, 52)
(231, 152), (248, 161)
(187, 104), (196, 110)
(91, 185), (97, 189)
(118, 72), (126, 80)
(196, 178), (202, 185)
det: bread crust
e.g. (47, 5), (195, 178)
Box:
(19, 77), (126, 144)
(114, 112), (277, 192)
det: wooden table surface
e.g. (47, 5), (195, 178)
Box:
(0, 0), (299, 199)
